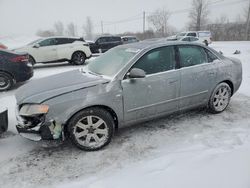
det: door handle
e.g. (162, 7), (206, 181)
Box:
(52, 49), (57, 51)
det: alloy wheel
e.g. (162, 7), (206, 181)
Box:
(73, 115), (109, 149)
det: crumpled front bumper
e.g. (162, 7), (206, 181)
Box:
(16, 111), (62, 141)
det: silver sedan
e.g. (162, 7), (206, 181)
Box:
(15, 41), (242, 151)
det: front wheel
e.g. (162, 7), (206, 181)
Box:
(208, 83), (231, 113)
(0, 72), (14, 91)
(68, 108), (114, 151)
(71, 51), (86, 65)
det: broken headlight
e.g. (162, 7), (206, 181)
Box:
(19, 104), (49, 116)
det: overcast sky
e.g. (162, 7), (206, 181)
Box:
(0, 0), (248, 37)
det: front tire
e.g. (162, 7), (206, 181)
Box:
(208, 83), (231, 114)
(71, 51), (86, 65)
(0, 72), (14, 91)
(68, 108), (114, 151)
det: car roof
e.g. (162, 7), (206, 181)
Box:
(42, 36), (83, 39)
(121, 36), (137, 38)
(119, 40), (211, 51)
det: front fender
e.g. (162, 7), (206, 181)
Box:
(44, 82), (123, 127)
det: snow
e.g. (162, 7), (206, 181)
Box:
(0, 41), (250, 188)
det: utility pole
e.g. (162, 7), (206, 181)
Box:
(101, 21), (104, 34)
(143, 11), (146, 34)
(246, 0), (250, 40)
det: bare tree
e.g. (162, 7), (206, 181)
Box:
(66, 22), (77, 36)
(83, 17), (94, 40)
(36, 29), (55, 37)
(54, 21), (64, 36)
(147, 8), (171, 37)
(245, 0), (250, 40)
(189, 0), (209, 31)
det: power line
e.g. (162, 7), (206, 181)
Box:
(91, 0), (248, 33)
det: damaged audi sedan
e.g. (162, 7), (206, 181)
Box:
(15, 41), (242, 151)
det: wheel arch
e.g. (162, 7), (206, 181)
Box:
(220, 80), (234, 96)
(71, 50), (86, 60)
(0, 70), (15, 80)
(28, 54), (36, 62)
(64, 105), (119, 135)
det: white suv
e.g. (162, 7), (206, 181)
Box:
(176, 31), (212, 46)
(14, 37), (92, 65)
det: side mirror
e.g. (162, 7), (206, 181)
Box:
(33, 43), (40, 48)
(127, 68), (146, 79)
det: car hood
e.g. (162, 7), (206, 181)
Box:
(15, 69), (110, 104)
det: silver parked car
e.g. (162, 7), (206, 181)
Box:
(15, 41), (242, 151)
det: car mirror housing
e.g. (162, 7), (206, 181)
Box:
(33, 44), (40, 48)
(128, 68), (146, 79)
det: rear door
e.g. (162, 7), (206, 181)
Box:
(178, 45), (217, 110)
(122, 46), (180, 122)
(55, 38), (71, 59)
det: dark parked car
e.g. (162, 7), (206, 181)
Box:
(0, 50), (33, 91)
(89, 36), (122, 53)
(121, 36), (139, 44)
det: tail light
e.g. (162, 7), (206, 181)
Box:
(10, 55), (29, 63)
(0, 44), (7, 49)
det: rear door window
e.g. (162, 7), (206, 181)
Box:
(39, 38), (57, 46)
(178, 45), (207, 68)
(56, 38), (70, 45)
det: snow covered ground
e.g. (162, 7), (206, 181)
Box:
(0, 40), (250, 188)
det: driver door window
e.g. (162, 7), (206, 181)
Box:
(122, 46), (180, 122)
(132, 46), (176, 75)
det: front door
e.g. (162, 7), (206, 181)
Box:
(35, 38), (58, 62)
(122, 46), (180, 122)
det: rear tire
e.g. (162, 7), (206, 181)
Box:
(208, 83), (231, 114)
(71, 51), (86, 65)
(68, 108), (114, 151)
(0, 72), (14, 91)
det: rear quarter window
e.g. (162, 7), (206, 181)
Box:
(205, 49), (219, 63)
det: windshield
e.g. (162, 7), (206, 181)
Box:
(27, 38), (43, 45)
(88, 47), (139, 77)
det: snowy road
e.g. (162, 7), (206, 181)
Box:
(0, 41), (250, 188)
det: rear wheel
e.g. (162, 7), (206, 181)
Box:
(68, 108), (114, 151)
(0, 72), (14, 91)
(71, 51), (86, 65)
(208, 83), (231, 113)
